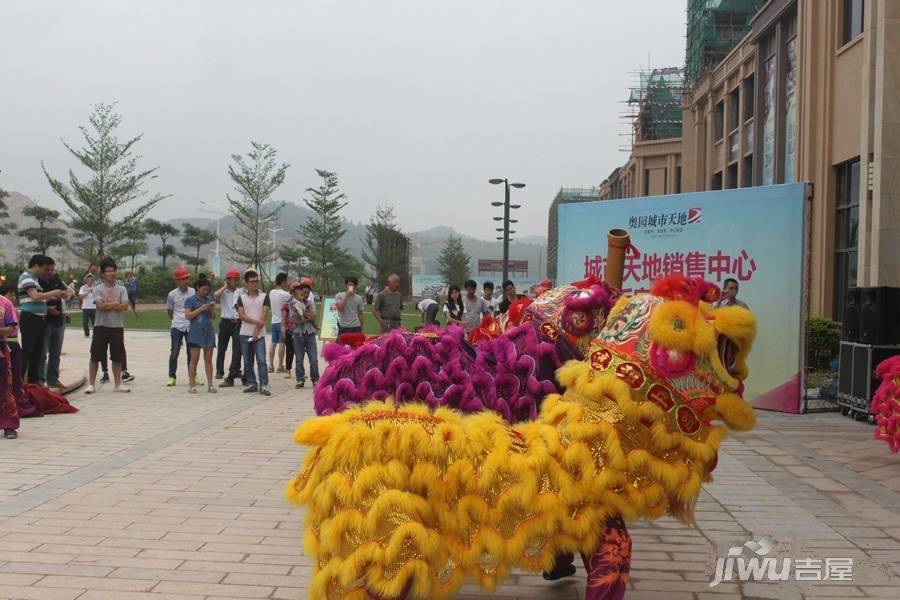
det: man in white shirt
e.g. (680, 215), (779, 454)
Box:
(482, 281), (498, 317)
(236, 269), (271, 396)
(79, 273), (96, 338)
(166, 266), (196, 387)
(712, 278), (749, 309)
(214, 268), (243, 386)
(267, 272), (291, 373)
(417, 297), (439, 327)
(462, 279), (491, 332)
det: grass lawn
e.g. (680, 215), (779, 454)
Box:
(68, 305), (429, 336)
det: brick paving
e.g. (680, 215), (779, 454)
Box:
(1, 331), (898, 600)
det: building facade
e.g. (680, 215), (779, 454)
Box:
(546, 187), (602, 282)
(682, 0), (900, 320)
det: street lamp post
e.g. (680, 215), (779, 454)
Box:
(489, 178), (525, 284)
(266, 226), (284, 280)
(199, 201), (229, 277)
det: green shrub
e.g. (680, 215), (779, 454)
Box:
(807, 316), (841, 371)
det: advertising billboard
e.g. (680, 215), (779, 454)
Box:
(557, 183), (807, 412)
(412, 274), (540, 299)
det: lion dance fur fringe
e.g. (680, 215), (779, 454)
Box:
(286, 276), (758, 599)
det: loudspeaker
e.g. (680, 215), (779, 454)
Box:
(842, 287), (862, 342)
(838, 342), (854, 397)
(859, 286), (900, 345)
(838, 341), (900, 415)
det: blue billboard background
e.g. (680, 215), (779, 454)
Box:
(557, 183), (807, 412)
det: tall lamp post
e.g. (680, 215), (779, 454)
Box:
(488, 178), (525, 284)
(199, 201), (228, 277)
(266, 226), (284, 281)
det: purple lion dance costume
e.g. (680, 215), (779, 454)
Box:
(314, 276), (617, 423)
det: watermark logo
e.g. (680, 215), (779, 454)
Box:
(710, 535), (854, 587)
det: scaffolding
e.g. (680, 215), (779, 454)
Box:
(685, 0), (766, 85)
(621, 66), (685, 150)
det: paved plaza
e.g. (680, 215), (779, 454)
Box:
(1, 331), (899, 600)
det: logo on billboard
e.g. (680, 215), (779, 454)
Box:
(627, 206), (703, 230)
(688, 207), (702, 223)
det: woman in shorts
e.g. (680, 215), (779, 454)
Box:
(184, 277), (217, 394)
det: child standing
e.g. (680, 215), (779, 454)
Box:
(184, 277), (217, 394)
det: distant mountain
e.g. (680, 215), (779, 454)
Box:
(1, 193), (548, 278)
(0, 192), (79, 267)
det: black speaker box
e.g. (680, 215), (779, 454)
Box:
(838, 341), (900, 415)
(842, 287), (862, 342)
(859, 286), (900, 345)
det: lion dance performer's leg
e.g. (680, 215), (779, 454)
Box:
(581, 516), (631, 600)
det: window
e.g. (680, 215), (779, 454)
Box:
(833, 159), (861, 320)
(676, 166), (682, 194)
(743, 75), (755, 120)
(711, 171), (723, 190)
(714, 101), (725, 141)
(643, 169), (650, 195)
(842, 0), (864, 45)
(742, 156), (753, 187)
(784, 15), (798, 182)
(728, 87), (741, 131)
(726, 163), (739, 189)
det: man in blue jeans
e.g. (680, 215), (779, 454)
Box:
(289, 281), (319, 389)
(38, 264), (73, 390)
(235, 270), (271, 396)
(166, 266), (196, 387)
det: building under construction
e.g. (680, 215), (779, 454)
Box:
(624, 66), (685, 146)
(685, 0), (767, 85)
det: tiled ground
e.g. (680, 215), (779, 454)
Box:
(1, 331), (898, 599)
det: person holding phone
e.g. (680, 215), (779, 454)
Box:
(334, 276), (365, 336)
(184, 277), (217, 394)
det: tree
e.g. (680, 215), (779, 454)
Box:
(437, 235), (472, 286)
(297, 169), (351, 294)
(221, 142), (288, 277)
(145, 218), (179, 268)
(361, 204), (407, 289)
(20, 205), (66, 255)
(68, 232), (98, 266)
(178, 223), (216, 274)
(110, 222), (148, 270)
(42, 103), (169, 259)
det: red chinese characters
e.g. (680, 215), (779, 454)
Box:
(615, 362), (646, 389)
(646, 383), (675, 412)
(582, 245), (758, 287)
(590, 349), (613, 371)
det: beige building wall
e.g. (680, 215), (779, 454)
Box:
(598, 139), (682, 200)
(681, 0), (899, 319)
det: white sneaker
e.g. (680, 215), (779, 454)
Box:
(113, 386), (131, 393)
(84, 385), (96, 394)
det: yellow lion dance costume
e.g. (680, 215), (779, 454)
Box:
(286, 275), (757, 599)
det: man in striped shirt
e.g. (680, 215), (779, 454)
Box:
(17, 255), (66, 383)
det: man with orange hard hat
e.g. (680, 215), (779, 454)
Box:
(213, 267), (244, 386)
(165, 266), (198, 387)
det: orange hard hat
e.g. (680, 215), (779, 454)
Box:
(173, 266), (191, 280)
(226, 268), (241, 279)
(300, 277), (314, 287)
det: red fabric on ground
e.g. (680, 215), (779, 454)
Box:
(23, 383), (78, 414)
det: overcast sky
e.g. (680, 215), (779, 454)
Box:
(1, 0), (686, 240)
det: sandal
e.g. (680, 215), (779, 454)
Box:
(113, 386), (131, 393)
(84, 385), (96, 394)
(188, 386), (198, 394)
(207, 385), (218, 394)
